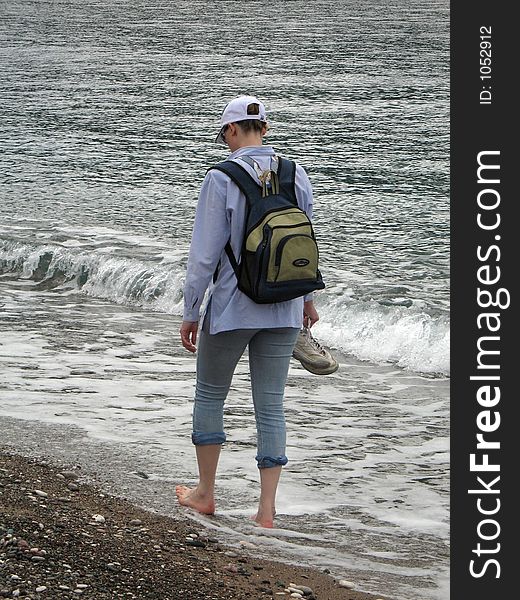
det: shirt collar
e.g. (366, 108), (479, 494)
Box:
(228, 145), (276, 159)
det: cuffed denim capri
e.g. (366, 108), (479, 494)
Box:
(191, 312), (299, 469)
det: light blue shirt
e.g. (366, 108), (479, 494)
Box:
(183, 145), (314, 334)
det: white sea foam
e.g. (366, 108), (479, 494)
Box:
(315, 294), (450, 376)
(1, 237), (449, 376)
(0, 238), (185, 315)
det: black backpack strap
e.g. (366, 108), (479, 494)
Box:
(224, 239), (239, 276)
(213, 236), (240, 282)
(208, 161), (262, 282)
(276, 157), (298, 206)
(209, 160), (263, 206)
(210, 157), (297, 205)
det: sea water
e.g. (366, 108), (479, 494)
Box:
(0, 1), (449, 599)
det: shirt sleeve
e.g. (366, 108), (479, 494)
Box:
(294, 164), (314, 220)
(294, 164), (316, 303)
(183, 171), (230, 322)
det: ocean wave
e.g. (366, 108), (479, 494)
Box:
(0, 238), (185, 314)
(315, 294), (450, 376)
(1, 237), (449, 376)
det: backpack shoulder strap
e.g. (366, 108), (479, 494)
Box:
(208, 160), (262, 282)
(276, 157), (298, 206)
(209, 160), (262, 205)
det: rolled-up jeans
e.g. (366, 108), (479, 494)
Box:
(191, 315), (299, 469)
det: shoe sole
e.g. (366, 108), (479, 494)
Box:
(295, 358), (339, 375)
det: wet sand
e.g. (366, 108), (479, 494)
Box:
(0, 449), (387, 600)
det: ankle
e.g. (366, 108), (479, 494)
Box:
(257, 504), (276, 517)
(195, 485), (214, 499)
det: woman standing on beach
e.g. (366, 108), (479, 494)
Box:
(177, 95), (319, 528)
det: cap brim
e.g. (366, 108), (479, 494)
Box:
(215, 127), (226, 145)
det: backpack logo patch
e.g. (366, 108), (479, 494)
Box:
(293, 258), (310, 267)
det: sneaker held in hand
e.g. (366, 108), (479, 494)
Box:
(292, 327), (339, 375)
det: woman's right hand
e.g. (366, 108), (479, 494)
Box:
(303, 300), (319, 328)
(180, 320), (199, 353)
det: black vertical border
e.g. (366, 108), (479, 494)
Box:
(451, 2), (514, 599)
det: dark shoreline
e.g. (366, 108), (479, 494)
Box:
(1, 450), (387, 600)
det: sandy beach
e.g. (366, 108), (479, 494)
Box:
(0, 450), (387, 600)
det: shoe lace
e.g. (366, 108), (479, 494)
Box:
(304, 327), (327, 355)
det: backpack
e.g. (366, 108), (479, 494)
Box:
(209, 155), (325, 304)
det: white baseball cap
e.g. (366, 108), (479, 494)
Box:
(215, 95), (268, 144)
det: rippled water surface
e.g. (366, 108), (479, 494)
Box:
(1, 1), (449, 599)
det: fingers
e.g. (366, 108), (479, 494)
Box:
(303, 299), (319, 328)
(306, 314), (319, 328)
(303, 309), (319, 328)
(180, 321), (198, 353)
(181, 336), (196, 353)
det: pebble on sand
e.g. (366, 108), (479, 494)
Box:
(288, 582), (315, 595)
(91, 514), (105, 523)
(185, 539), (206, 548)
(298, 585), (314, 595)
(35, 586), (47, 592)
(224, 563), (239, 573)
(34, 490), (48, 498)
(338, 579), (355, 589)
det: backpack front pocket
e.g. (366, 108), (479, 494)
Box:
(270, 233), (319, 282)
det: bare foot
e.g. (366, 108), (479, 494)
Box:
(251, 508), (276, 528)
(175, 485), (215, 515)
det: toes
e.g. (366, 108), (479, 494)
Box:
(175, 485), (191, 500)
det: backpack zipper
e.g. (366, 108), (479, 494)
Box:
(274, 233), (315, 267)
